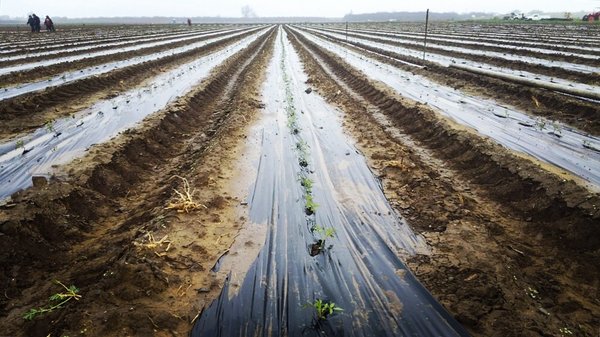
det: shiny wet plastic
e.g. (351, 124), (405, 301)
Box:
(191, 28), (470, 337)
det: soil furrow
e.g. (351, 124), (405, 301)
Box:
(0, 29), (258, 140)
(309, 28), (600, 86)
(332, 28), (600, 65)
(0, 28), (254, 87)
(0, 26), (275, 337)
(0, 28), (223, 60)
(298, 27), (600, 136)
(286, 26), (600, 337)
(346, 28), (600, 57)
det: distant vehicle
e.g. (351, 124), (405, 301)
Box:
(503, 12), (525, 20)
(582, 12), (600, 21)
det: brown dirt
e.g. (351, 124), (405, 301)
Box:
(0, 28), (245, 87)
(287, 27), (600, 337)
(1, 23), (599, 337)
(0, 29), (256, 140)
(0, 27), (275, 337)
(304, 28), (600, 137)
(0, 30), (219, 68)
(336, 28), (600, 68)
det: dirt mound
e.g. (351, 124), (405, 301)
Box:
(288, 27), (599, 337)
(0, 28), (275, 337)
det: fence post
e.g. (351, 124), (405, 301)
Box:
(423, 8), (429, 61)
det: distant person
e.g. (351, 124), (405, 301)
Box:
(187, 18), (192, 26)
(26, 15), (35, 32)
(32, 14), (41, 32)
(44, 15), (55, 32)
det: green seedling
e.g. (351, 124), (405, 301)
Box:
(305, 195), (319, 215)
(551, 121), (562, 135)
(45, 120), (55, 132)
(535, 119), (547, 131)
(23, 280), (82, 321)
(299, 176), (314, 194)
(314, 226), (335, 241)
(312, 225), (335, 251)
(306, 299), (343, 321)
(296, 140), (309, 155)
(287, 113), (298, 130)
(309, 226), (335, 256)
(15, 139), (25, 149)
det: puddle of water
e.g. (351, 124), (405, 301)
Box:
(0, 29), (269, 200)
(192, 27), (469, 337)
(296, 27), (600, 191)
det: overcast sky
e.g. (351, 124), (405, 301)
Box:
(1, 0), (599, 18)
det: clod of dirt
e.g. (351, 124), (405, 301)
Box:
(309, 240), (323, 256)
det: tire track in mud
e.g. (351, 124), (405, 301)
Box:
(286, 27), (599, 256)
(0, 29), (259, 139)
(296, 27), (600, 136)
(0, 28), (253, 87)
(285, 27), (600, 337)
(0, 27), (276, 337)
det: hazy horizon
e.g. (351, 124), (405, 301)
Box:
(1, 0), (599, 18)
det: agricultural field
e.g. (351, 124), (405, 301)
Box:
(0, 21), (598, 337)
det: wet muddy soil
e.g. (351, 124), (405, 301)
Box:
(302, 27), (600, 137)
(1, 23), (599, 337)
(287, 27), (599, 337)
(0, 28), (275, 337)
(0, 30), (257, 140)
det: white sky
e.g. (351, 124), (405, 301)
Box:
(1, 0), (599, 18)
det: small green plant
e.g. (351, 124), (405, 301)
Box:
(23, 280), (82, 321)
(45, 120), (55, 132)
(296, 140), (309, 155)
(299, 176), (314, 194)
(314, 226), (335, 241)
(15, 139), (25, 149)
(287, 113), (298, 129)
(305, 195), (319, 215)
(309, 226), (335, 256)
(307, 299), (343, 321)
(535, 118), (547, 131)
(551, 121), (562, 135)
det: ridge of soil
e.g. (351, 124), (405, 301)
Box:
(343, 27), (600, 57)
(331, 28), (600, 68)
(0, 29), (196, 58)
(0, 27), (275, 337)
(0, 30), (221, 67)
(287, 27), (599, 337)
(0, 28), (248, 87)
(304, 28), (600, 136)
(0, 29), (257, 140)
